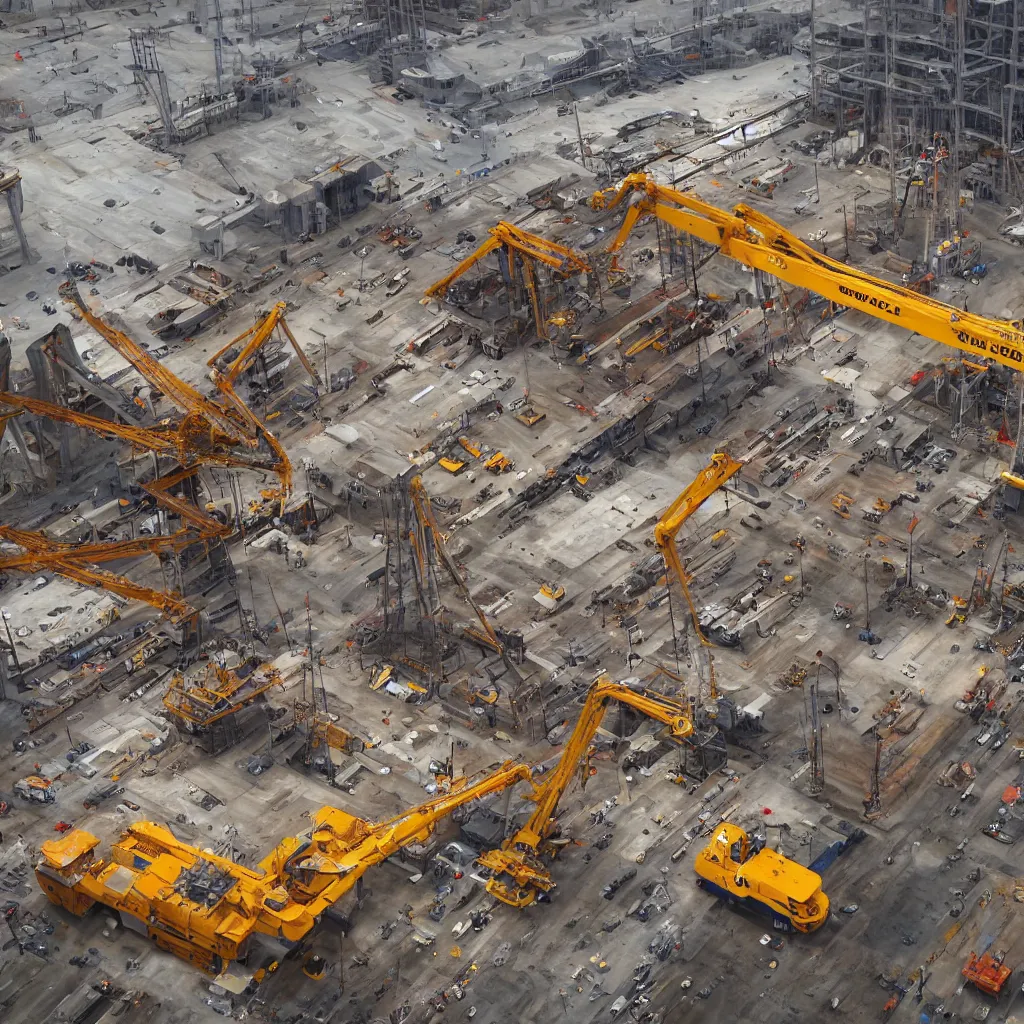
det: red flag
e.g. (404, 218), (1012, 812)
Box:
(908, 515), (920, 535)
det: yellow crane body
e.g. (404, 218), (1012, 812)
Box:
(36, 760), (535, 976)
(478, 675), (693, 907)
(596, 173), (1024, 375)
(162, 662), (284, 730)
(693, 822), (829, 932)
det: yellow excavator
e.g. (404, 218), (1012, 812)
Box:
(36, 759), (536, 977)
(477, 675), (693, 907)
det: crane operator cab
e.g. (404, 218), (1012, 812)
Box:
(693, 822), (829, 933)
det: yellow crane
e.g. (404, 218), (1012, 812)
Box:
(0, 282), (297, 619)
(58, 279), (292, 497)
(0, 465), (232, 623)
(162, 660), (285, 746)
(424, 222), (592, 342)
(590, 172), (1024, 376)
(207, 301), (322, 388)
(477, 675), (693, 907)
(59, 280), (254, 447)
(37, 759), (536, 977)
(653, 453), (745, 702)
(409, 474), (504, 655)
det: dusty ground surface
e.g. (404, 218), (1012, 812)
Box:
(2, 2), (1024, 1023)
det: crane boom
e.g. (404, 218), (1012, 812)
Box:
(478, 676), (692, 906)
(596, 173), (1024, 375)
(0, 463), (231, 621)
(424, 234), (503, 300)
(0, 392), (183, 456)
(32, 558), (192, 620)
(59, 279), (255, 445)
(37, 759), (535, 976)
(424, 222), (591, 301)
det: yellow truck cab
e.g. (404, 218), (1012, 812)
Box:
(693, 822), (829, 933)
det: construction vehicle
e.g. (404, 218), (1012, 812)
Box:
(484, 451), (515, 474)
(513, 403), (546, 427)
(36, 759), (536, 977)
(438, 454), (468, 474)
(294, 700), (369, 756)
(424, 222), (592, 343)
(946, 595), (969, 627)
(458, 436), (484, 459)
(831, 492), (853, 519)
(862, 497), (891, 523)
(589, 173), (1024, 376)
(16, 775), (56, 804)
(653, 452), (745, 704)
(693, 822), (830, 933)
(533, 583), (566, 614)
(477, 674), (693, 907)
(962, 951), (1012, 996)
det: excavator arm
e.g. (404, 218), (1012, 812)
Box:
(478, 677), (692, 906)
(598, 173), (1024, 374)
(492, 222), (592, 276)
(653, 453), (745, 702)
(275, 759), (537, 925)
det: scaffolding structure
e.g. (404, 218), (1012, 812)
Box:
(356, 470), (524, 709)
(814, 1), (1024, 206)
(365, 0), (429, 84)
